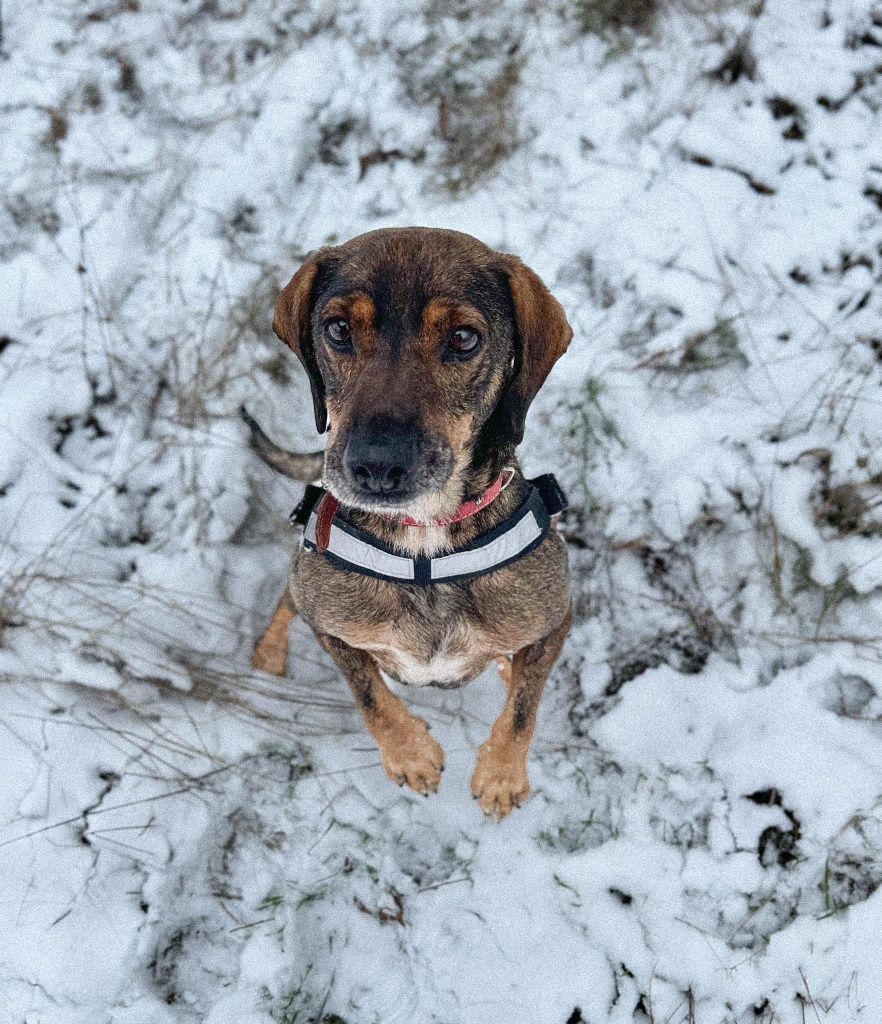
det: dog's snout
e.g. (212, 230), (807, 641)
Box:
(344, 418), (420, 498)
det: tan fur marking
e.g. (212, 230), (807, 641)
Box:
(421, 298), (488, 351)
(321, 293), (376, 355)
(252, 589), (297, 676)
(445, 412), (476, 453)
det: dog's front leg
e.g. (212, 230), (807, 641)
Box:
(471, 606), (572, 819)
(252, 588), (298, 676)
(316, 632), (445, 795)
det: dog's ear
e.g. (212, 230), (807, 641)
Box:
(495, 255), (573, 446)
(273, 253), (328, 434)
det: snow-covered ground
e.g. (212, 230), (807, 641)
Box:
(3, 0), (882, 1020)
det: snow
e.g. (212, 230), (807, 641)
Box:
(3, 0), (882, 1020)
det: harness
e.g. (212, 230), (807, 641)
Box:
(290, 474), (567, 586)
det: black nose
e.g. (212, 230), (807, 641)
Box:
(344, 418), (420, 498)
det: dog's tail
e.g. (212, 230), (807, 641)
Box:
(240, 407), (324, 482)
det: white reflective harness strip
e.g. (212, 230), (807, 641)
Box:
(305, 513), (416, 580)
(430, 510), (543, 580)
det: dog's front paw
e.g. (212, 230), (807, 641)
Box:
(470, 739), (529, 819)
(377, 716), (445, 795)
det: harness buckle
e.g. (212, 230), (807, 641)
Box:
(290, 483), (326, 528)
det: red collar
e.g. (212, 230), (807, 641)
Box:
(315, 469), (515, 552)
(400, 467), (515, 528)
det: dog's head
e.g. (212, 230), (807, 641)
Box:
(272, 227), (572, 516)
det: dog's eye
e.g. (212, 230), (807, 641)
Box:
(324, 319), (352, 350)
(447, 327), (482, 357)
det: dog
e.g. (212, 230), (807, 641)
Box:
(246, 227), (572, 819)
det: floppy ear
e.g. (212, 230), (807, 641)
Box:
(273, 254), (327, 434)
(495, 255), (573, 446)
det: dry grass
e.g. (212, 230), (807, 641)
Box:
(574, 0), (660, 37)
(397, 0), (527, 193)
(573, 0), (758, 40)
(436, 59), (526, 194)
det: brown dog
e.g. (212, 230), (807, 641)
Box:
(249, 227), (572, 818)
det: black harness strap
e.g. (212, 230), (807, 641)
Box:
(289, 483), (325, 527)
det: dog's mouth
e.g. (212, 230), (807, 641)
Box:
(322, 431), (456, 517)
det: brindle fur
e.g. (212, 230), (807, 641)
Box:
(252, 227), (573, 818)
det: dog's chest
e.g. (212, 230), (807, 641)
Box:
(294, 533), (569, 688)
(353, 600), (493, 688)
(376, 646), (478, 688)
